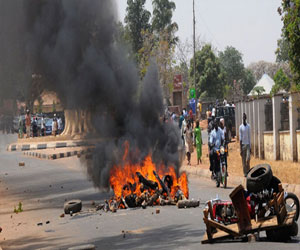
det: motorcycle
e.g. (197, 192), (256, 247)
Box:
(213, 144), (228, 188)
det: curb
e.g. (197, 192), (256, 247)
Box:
(23, 148), (93, 160)
(181, 165), (300, 199)
(7, 140), (97, 152)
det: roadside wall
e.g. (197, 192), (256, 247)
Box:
(264, 132), (274, 160)
(236, 93), (300, 162)
(297, 131), (300, 162)
(279, 131), (291, 161)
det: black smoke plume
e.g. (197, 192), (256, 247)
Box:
(0, 0), (182, 189)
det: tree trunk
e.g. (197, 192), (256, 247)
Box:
(61, 109), (96, 138)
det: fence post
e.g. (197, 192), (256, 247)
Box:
(289, 93), (298, 162)
(273, 95), (281, 161)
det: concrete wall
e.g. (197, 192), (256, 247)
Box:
(279, 131), (291, 161)
(297, 131), (300, 162)
(264, 132), (274, 160)
(237, 93), (300, 162)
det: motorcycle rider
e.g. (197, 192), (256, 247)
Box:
(209, 119), (224, 178)
(219, 118), (229, 175)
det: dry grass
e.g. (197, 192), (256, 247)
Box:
(184, 139), (300, 185)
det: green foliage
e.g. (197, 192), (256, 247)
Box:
(190, 44), (224, 99)
(279, 0), (300, 83)
(275, 35), (290, 63)
(14, 202), (23, 213)
(271, 68), (290, 95)
(124, 0), (151, 56)
(152, 0), (178, 45)
(241, 69), (256, 95)
(219, 46), (244, 86)
(251, 86), (265, 97)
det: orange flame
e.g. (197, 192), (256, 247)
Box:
(109, 143), (189, 204)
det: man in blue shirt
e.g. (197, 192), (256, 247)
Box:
(209, 120), (224, 175)
(239, 113), (251, 177)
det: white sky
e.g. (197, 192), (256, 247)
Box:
(116, 0), (283, 66)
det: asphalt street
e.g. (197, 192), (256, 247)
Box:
(0, 133), (299, 250)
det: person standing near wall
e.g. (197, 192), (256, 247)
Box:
(25, 110), (31, 138)
(239, 113), (251, 177)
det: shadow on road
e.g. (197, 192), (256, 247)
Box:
(62, 224), (205, 250)
(1, 235), (66, 250)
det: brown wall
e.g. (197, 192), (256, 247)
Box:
(264, 132), (274, 160)
(279, 131), (291, 161)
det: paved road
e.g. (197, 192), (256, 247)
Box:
(0, 133), (299, 250)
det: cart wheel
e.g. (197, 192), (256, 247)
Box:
(285, 193), (299, 221)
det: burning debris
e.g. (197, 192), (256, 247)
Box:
(98, 144), (190, 211)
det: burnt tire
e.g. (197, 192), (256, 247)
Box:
(285, 193), (299, 221)
(64, 200), (82, 214)
(246, 164), (273, 193)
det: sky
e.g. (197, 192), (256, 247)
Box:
(116, 0), (283, 66)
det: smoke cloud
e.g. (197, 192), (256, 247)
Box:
(0, 0), (182, 189)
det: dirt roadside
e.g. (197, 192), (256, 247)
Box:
(183, 137), (300, 185)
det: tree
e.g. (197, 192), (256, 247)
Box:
(251, 86), (266, 97)
(278, 1), (300, 83)
(152, 0), (178, 44)
(241, 69), (256, 95)
(124, 0), (151, 56)
(271, 68), (291, 95)
(219, 46), (245, 87)
(275, 35), (290, 63)
(190, 44), (224, 99)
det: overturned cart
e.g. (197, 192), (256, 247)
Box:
(202, 183), (298, 243)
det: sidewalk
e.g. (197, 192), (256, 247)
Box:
(7, 138), (101, 151)
(23, 146), (94, 160)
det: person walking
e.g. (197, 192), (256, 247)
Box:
(18, 116), (23, 139)
(184, 121), (194, 165)
(194, 120), (202, 164)
(57, 116), (62, 134)
(40, 115), (45, 136)
(52, 116), (58, 136)
(25, 110), (31, 138)
(239, 113), (251, 177)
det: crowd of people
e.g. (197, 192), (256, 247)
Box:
(19, 110), (63, 139)
(178, 108), (203, 166)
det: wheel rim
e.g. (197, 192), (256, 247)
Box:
(286, 198), (296, 213)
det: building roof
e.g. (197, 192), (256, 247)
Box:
(249, 73), (275, 95)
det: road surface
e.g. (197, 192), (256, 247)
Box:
(0, 133), (299, 250)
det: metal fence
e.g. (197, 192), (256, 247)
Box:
(264, 102), (273, 131)
(280, 101), (289, 131)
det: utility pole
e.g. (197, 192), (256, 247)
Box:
(193, 0), (196, 97)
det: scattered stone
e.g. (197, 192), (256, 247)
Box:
(91, 201), (95, 206)
(96, 204), (104, 211)
(46, 221), (50, 224)
(49, 185), (52, 188)
(0, 226), (2, 232)
(61, 186), (64, 189)
(247, 234), (257, 242)
(156, 208), (160, 214)
(5, 173), (8, 175)
(37, 222), (43, 226)
(152, 212), (154, 215)
(60, 213), (65, 218)
(10, 215), (12, 219)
